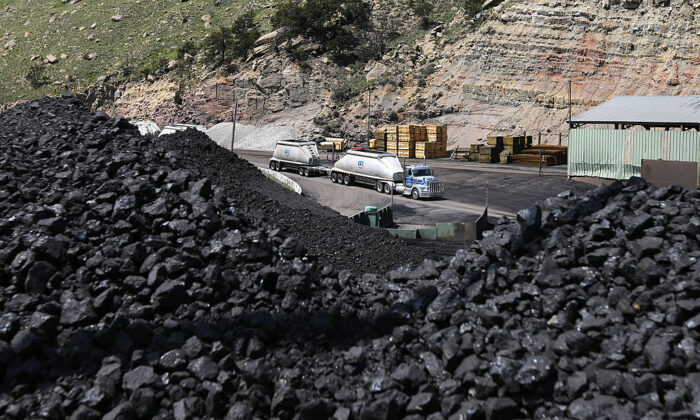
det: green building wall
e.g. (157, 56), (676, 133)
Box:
(568, 129), (700, 180)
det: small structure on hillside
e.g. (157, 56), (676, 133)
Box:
(568, 96), (700, 187)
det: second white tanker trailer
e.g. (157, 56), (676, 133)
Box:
(268, 140), (327, 176)
(329, 149), (444, 199)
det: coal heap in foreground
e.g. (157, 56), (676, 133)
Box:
(0, 96), (698, 419)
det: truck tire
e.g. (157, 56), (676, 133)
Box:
(330, 172), (338, 183)
(343, 174), (351, 185)
(269, 161), (275, 170)
(411, 189), (420, 200)
(383, 183), (392, 194)
(298, 167), (304, 176)
(376, 182), (383, 192)
(303, 168), (310, 177)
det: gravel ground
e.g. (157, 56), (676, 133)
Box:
(205, 122), (295, 152)
(0, 96), (698, 420)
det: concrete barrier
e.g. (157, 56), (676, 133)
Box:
(386, 207), (492, 241)
(349, 206), (394, 228)
(259, 168), (303, 195)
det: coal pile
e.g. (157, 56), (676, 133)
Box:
(158, 129), (429, 275)
(0, 96), (699, 420)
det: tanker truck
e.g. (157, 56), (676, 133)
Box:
(329, 149), (444, 199)
(268, 140), (328, 177)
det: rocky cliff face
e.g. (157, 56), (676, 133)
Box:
(426, 0), (700, 145)
(112, 0), (700, 147)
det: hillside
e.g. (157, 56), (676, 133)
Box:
(2, 0), (700, 147)
(0, 0), (265, 104)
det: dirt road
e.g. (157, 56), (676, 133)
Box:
(237, 151), (594, 227)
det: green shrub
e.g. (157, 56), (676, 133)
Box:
(464, 0), (483, 20)
(272, 0), (371, 59)
(177, 41), (198, 60)
(409, 0), (434, 28)
(138, 54), (170, 78)
(174, 83), (185, 105)
(26, 64), (48, 89)
(331, 85), (351, 103)
(203, 11), (260, 67)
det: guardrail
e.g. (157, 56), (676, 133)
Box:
(258, 168), (303, 195)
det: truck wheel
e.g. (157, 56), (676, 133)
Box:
(303, 168), (310, 177)
(411, 189), (420, 200)
(269, 161), (275, 170)
(383, 183), (392, 194)
(376, 182), (383, 192)
(330, 172), (338, 183)
(343, 174), (351, 185)
(298, 167), (304, 176)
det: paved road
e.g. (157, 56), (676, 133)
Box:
(238, 151), (593, 227)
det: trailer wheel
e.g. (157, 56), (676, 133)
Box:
(330, 172), (338, 183)
(383, 183), (392, 194)
(298, 167), (305, 176)
(343, 174), (351, 185)
(376, 182), (383, 192)
(411, 189), (420, 200)
(303, 168), (310, 177)
(269, 161), (275, 170)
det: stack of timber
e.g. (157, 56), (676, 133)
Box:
(511, 145), (568, 166)
(503, 136), (531, 154)
(416, 141), (438, 159)
(426, 125), (448, 158)
(479, 146), (499, 163)
(375, 124), (449, 158)
(369, 131), (387, 151)
(468, 144), (481, 162)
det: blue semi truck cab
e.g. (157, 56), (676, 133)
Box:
(401, 165), (444, 199)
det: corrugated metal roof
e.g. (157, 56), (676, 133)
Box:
(571, 96), (700, 125)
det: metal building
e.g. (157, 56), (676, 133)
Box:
(568, 96), (700, 183)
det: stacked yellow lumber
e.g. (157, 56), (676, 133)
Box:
(415, 141), (438, 159)
(324, 138), (346, 151)
(486, 136), (503, 148)
(511, 154), (558, 166)
(426, 125), (448, 157)
(370, 131), (387, 150)
(374, 124), (450, 158)
(380, 125), (399, 142)
(479, 146), (499, 163)
(467, 144), (480, 162)
(518, 145), (567, 165)
(510, 145), (567, 166)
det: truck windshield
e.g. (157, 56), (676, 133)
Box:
(413, 169), (432, 177)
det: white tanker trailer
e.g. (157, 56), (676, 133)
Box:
(268, 140), (328, 176)
(329, 149), (444, 199)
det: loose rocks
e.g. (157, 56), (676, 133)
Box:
(0, 97), (698, 419)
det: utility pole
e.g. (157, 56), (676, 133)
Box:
(231, 101), (238, 152)
(367, 88), (371, 143)
(485, 182), (489, 209)
(568, 80), (572, 125)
